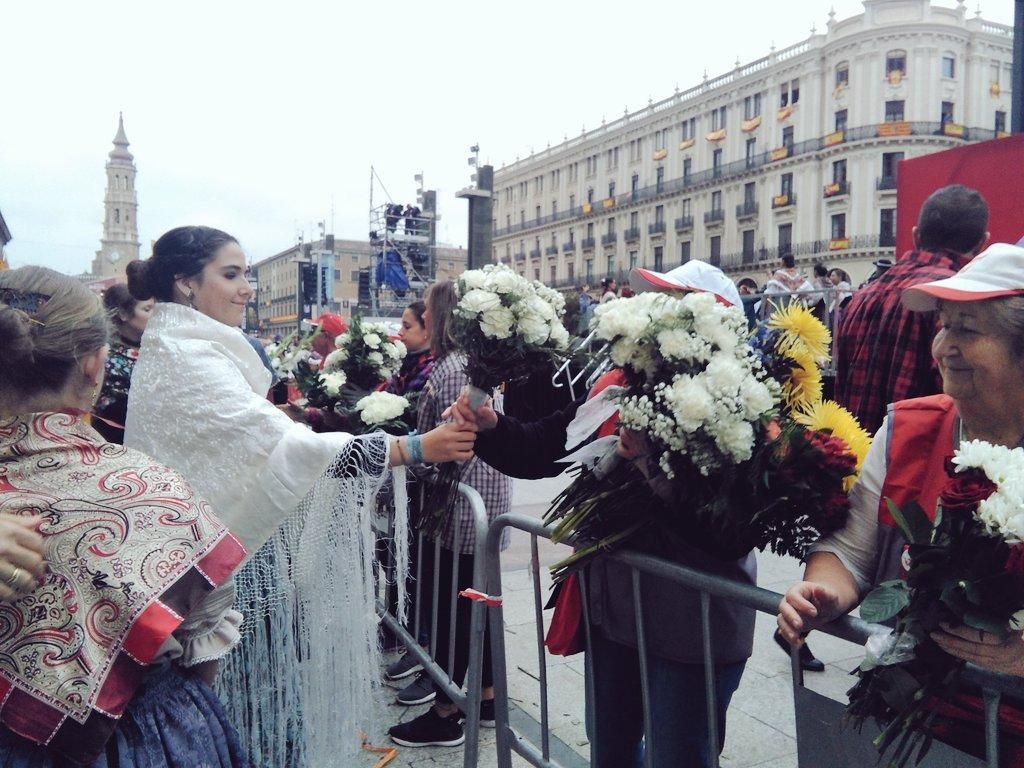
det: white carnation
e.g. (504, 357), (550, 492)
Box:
(368, 351), (385, 367)
(460, 269), (487, 292)
(363, 332), (382, 349)
(458, 289), (502, 316)
(484, 266), (524, 296)
(320, 370), (347, 397)
(480, 306), (515, 339)
(548, 322), (570, 350)
(355, 391), (410, 425)
(323, 348), (348, 372)
(334, 331), (351, 347)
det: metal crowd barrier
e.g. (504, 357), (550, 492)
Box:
(484, 513), (1024, 768)
(375, 482), (491, 768)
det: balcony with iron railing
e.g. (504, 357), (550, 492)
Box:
(581, 237), (596, 250)
(823, 179), (849, 198)
(529, 248), (541, 259)
(714, 233), (895, 271)
(879, 231), (896, 247)
(545, 245), (559, 256)
(562, 240), (576, 252)
(674, 215), (694, 232)
(601, 233), (617, 246)
(492, 120), (999, 240)
(624, 227), (641, 243)
(735, 201), (759, 220)
(704, 209), (725, 225)
(877, 175), (898, 190)
(648, 221), (666, 236)
(771, 192), (797, 209)
(514, 251), (526, 261)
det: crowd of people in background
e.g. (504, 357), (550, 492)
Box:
(2, 182), (1022, 768)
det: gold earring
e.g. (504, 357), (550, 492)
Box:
(187, 290), (196, 309)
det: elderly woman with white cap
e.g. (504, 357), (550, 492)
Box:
(778, 243), (1024, 754)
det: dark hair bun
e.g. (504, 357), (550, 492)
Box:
(0, 305), (35, 368)
(126, 259), (154, 301)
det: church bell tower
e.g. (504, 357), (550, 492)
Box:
(91, 114), (140, 278)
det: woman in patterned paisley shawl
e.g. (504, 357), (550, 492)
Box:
(0, 266), (248, 767)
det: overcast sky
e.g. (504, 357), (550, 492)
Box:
(1, 0), (1014, 274)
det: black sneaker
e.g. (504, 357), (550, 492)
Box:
(385, 652), (424, 681)
(396, 672), (436, 705)
(773, 628), (825, 672)
(460, 698), (496, 729)
(389, 708), (465, 748)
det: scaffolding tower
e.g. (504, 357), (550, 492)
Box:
(362, 167), (437, 316)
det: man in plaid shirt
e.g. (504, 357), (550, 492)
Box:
(835, 185), (989, 435)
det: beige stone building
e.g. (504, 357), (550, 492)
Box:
(252, 237), (467, 337)
(90, 115), (141, 279)
(492, 0), (1014, 288)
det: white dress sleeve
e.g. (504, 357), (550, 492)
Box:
(153, 580), (243, 666)
(807, 416), (890, 596)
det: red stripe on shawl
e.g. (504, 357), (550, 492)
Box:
(2, 685), (63, 744)
(122, 600), (183, 664)
(94, 653), (145, 717)
(196, 533), (247, 586)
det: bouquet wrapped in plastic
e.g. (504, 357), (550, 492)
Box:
(545, 295), (870, 578)
(452, 264), (569, 406)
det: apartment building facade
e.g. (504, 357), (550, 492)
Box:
(492, 0), (1014, 288)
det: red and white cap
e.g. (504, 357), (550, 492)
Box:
(629, 260), (741, 307)
(902, 243), (1024, 312)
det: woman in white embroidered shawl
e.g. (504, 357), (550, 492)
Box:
(123, 226), (476, 766)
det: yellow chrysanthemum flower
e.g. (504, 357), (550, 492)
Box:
(794, 400), (873, 489)
(768, 303), (832, 362)
(783, 348), (823, 411)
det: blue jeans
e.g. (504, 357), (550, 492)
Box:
(588, 631), (746, 768)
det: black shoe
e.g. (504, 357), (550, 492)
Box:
(773, 629), (825, 672)
(385, 652), (424, 681)
(389, 708), (465, 748)
(396, 672), (436, 705)
(459, 698), (496, 729)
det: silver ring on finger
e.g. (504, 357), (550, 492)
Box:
(5, 567), (23, 590)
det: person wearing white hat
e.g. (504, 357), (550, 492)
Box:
(779, 243), (1024, 761)
(630, 259), (742, 307)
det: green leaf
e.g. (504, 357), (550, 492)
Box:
(859, 580), (911, 623)
(961, 610), (1010, 639)
(886, 498), (933, 545)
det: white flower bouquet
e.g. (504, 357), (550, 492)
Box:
(453, 263), (570, 406)
(323, 315), (406, 391)
(546, 294), (870, 576)
(352, 391), (412, 435)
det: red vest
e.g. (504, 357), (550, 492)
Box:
(878, 394), (957, 533)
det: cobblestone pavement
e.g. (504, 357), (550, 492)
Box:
(357, 475), (866, 768)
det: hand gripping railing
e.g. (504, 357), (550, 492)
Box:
(375, 482), (491, 768)
(483, 513), (1024, 768)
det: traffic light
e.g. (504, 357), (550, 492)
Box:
(301, 263), (318, 304)
(358, 268), (371, 303)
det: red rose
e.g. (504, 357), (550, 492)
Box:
(939, 462), (997, 512)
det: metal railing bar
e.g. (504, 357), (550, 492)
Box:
(484, 512), (1024, 768)
(700, 590), (721, 768)
(531, 535), (552, 760)
(578, 568), (597, 767)
(632, 568), (656, 768)
(431, 536), (441, 659)
(983, 689), (1001, 768)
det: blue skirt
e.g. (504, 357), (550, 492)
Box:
(0, 665), (247, 768)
